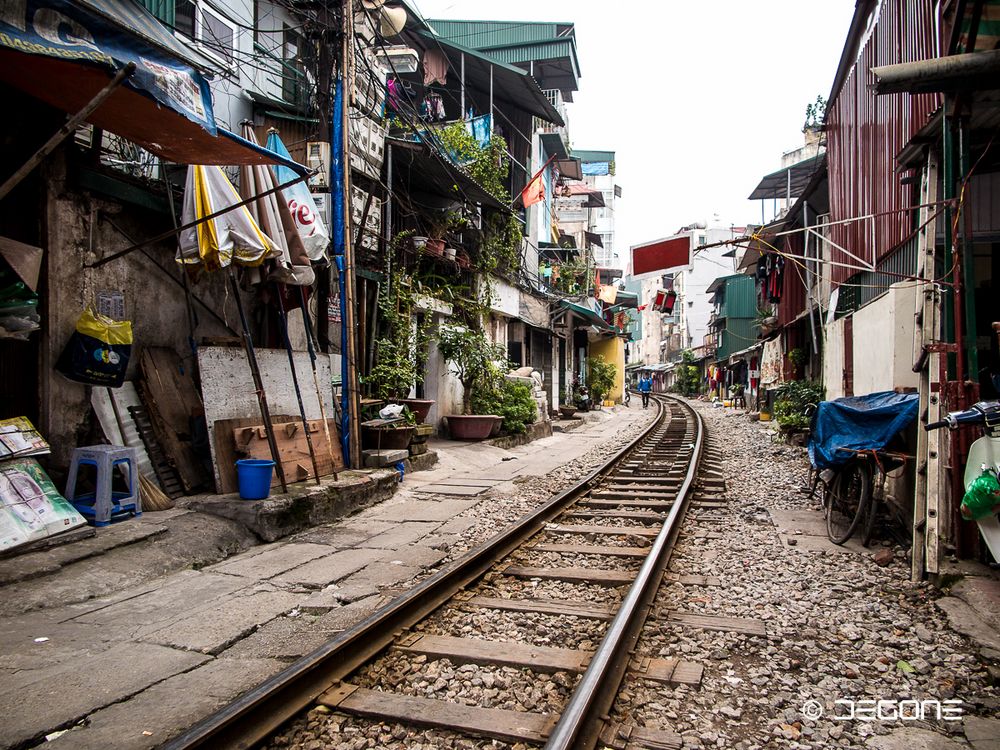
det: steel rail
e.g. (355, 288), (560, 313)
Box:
(545, 395), (705, 750)
(163, 399), (668, 750)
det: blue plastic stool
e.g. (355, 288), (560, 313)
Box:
(65, 446), (142, 527)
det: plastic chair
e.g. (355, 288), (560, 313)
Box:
(65, 445), (142, 527)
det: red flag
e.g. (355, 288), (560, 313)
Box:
(519, 155), (555, 208)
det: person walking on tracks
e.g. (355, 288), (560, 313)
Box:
(638, 374), (652, 408)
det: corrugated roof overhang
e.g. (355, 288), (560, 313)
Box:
(748, 153), (825, 200)
(414, 31), (563, 125)
(388, 138), (506, 210)
(557, 299), (612, 331)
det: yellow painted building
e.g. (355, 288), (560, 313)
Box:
(588, 336), (626, 403)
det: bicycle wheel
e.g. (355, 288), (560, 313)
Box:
(861, 487), (880, 547)
(826, 460), (872, 545)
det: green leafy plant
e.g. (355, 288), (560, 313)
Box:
(674, 350), (701, 397)
(773, 379), (825, 431)
(586, 355), (618, 403)
(472, 377), (537, 434)
(437, 326), (506, 415)
(366, 232), (433, 401)
(787, 347), (806, 369)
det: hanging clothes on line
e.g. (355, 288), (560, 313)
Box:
(422, 48), (449, 86)
(420, 92), (446, 121)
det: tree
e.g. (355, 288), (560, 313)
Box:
(804, 95), (827, 130)
(437, 327), (506, 415)
(675, 350), (701, 397)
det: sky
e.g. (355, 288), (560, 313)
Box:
(408, 0), (857, 259)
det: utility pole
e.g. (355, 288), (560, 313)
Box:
(340, 0), (362, 468)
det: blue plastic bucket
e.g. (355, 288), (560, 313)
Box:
(236, 459), (275, 500)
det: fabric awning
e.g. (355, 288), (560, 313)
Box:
(0, 0), (307, 172)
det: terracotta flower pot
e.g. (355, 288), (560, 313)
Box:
(446, 414), (498, 440)
(425, 238), (446, 257)
(489, 415), (504, 436)
(396, 398), (434, 423)
(361, 424), (415, 451)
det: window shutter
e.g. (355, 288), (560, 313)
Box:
(137, 0), (175, 26)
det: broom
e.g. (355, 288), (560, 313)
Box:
(106, 387), (174, 511)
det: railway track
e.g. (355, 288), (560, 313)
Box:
(166, 395), (722, 750)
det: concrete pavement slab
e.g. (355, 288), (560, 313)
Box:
(205, 542), (332, 579)
(0, 641), (209, 750)
(313, 594), (388, 632)
(369, 498), (477, 522)
(339, 560), (422, 590)
(964, 716), (1000, 750)
(44, 657), (282, 750)
(936, 596), (1000, 652)
(140, 588), (304, 654)
(378, 545), (448, 569)
(355, 521), (440, 549)
(271, 548), (384, 588)
(71, 572), (249, 630)
(217, 614), (336, 660)
(865, 728), (967, 749)
(413, 483), (492, 495)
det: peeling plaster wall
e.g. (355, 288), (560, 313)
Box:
(40, 154), (244, 468)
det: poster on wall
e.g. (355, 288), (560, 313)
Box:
(0, 459), (86, 551)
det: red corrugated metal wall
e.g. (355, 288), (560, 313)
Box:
(826, 0), (941, 286)
(777, 233), (807, 327)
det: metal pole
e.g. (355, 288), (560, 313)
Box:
(229, 271), (288, 493)
(489, 65), (494, 136)
(275, 290), (322, 484)
(958, 116), (979, 378)
(460, 53), (466, 116)
(0, 63), (135, 202)
(341, 0), (362, 468)
(299, 287), (339, 480)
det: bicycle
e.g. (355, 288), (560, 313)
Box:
(817, 448), (908, 546)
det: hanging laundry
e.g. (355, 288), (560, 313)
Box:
(387, 77), (402, 113)
(420, 92), (446, 121)
(422, 48), (449, 86)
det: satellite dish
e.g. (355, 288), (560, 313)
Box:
(379, 6), (407, 36)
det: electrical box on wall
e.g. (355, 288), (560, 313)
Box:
(307, 142), (330, 189)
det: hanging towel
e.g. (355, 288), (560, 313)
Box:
(423, 48), (449, 86)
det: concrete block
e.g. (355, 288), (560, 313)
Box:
(44, 657), (282, 750)
(0, 642), (209, 750)
(313, 594), (387, 631)
(405, 450), (439, 473)
(271, 548), (384, 589)
(552, 419), (584, 433)
(218, 615), (334, 660)
(187, 470), (399, 542)
(140, 589), (304, 654)
(363, 449), (408, 467)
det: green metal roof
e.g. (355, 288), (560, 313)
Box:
(572, 149), (615, 163)
(428, 18), (581, 87)
(427, 19), (574, 48)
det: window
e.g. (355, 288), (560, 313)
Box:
(282, 25), (305, 105)
(176, 0), (237, 66)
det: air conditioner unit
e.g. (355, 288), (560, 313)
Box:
(306, 142), (330, 189)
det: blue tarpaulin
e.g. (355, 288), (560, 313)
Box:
(808, 391), (919, 469)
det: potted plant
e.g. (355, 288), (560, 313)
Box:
(437, 326), (504, 439)
(365, 264), (435, 427)
(587, 355), (618, 407)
